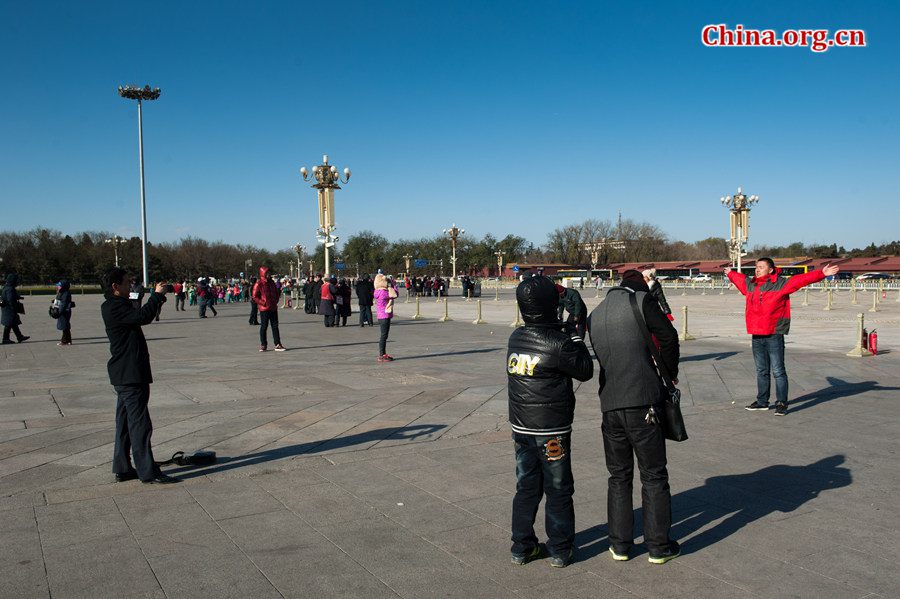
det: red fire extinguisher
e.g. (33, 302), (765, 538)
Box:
(869, 329), (878, 355)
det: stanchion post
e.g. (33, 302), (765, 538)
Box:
(868, 292), (878, 313)
(510, 303), (522, 328)
(823, 289), (833, 311)
(846, 313), (872, 357)
(802, 288), (809, 306)
(472, 299), (486, 324)
(439, 297), (453, 322)
(412, 296), (424, 320)
(405, 289), (411, 303)
(851, 285), (858, 305)
(678, 305), (695, 341)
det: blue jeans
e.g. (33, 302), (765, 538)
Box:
(752, 334), (788, 405)
(511, 432), (574, 557)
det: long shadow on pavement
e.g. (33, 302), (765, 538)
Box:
(165, 423), (447, 480)
(394, 347), (502, 361)
(681, 351), (740, 362)
(788, 376), (900, 414)
(576, 455), (850, 560)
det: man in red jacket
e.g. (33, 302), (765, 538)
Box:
(252, 266), (286, 352)
(726, 258), (839, 416)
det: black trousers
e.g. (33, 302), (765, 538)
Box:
(175, 294), (185, 310)
(249, 301), (259, 324)
(379, 318), (392, 355)
(259, 310), (281, 346)
(3, 324), (24, 342)
(359, 305), (373, 325)
(112, 383), (157, 481)
(602, 405), (673, 554)
(60, 325), (72, 344)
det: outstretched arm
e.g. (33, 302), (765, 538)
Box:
(725, 269), (748, 295)
(781, 265), (836, 295)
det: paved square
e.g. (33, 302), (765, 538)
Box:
(1, 288), (898, 598)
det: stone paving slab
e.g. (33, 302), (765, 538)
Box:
(0, 293), (897, 598)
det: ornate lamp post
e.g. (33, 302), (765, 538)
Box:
(105, 235), (123, 267)
(244, 259), (252, 278)
(494, 250), (505, 301)
(720, 187), (760, 272)
(583, 239), (625, 273)
(442, 224), (465, 281)
(300, 155), (350, 277)
(118, 84), (160, 287)
(292, 244), (305, 280)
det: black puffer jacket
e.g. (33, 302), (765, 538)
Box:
(508, 276), (593, 436)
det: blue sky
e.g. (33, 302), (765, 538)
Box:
(1, 1), (896, 252)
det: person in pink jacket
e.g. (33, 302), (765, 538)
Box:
(373, 274), (398, 362)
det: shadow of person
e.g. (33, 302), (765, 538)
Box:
(163, 423), (447, 480)
(680, 351), (739, 362)
(788, 377), (900, 414)
(576, 455), (851, 559)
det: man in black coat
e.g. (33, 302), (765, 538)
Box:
(355, 274), (375, 327)
(101, 267), (179, 484)
(587, 269), (680, 564)
(248, 276), (259, 325)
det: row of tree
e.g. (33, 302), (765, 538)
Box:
(0, 226), (896, 284)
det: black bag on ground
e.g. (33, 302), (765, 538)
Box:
(628, 293), (689, 442)
(156, 450), (217, 467)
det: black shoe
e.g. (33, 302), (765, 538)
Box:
(549, 549), (574, 568)
(141, 474), (181, 484)
(511, 543), (545, 565)
(18, 336), (30, 343)
(648, 541), (680, 564)
(745, 401), (769, 411)
(774, 403), (788, 416)
(1, 340), (14, 345)
(114, 470), (138, 482)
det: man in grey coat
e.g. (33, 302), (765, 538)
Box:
(587, 269), (680, 564)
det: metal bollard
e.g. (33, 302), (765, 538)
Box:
(868, 292), (878, 313)
(678, 305), (695, 341)
(495, 281), (500, 302)
(466, 289), (472, 302)
(510, 304), (523, 328)
(823, 289), (833, 311)
(719, 281), (725, 295)
(701, 283), (707, 296)
(802, 288), (809, 306)
(896, 288), (900, 303)
(412, 296), (424, 320)
(846, 313), (872, 357)
(472, 299), (486, 324)
(405, 289), (411, 303)
(439, 297), (453, 322)
(851, 286), (858, 305)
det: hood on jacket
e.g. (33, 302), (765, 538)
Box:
(374, 274), (388, 290)
(57, 279), (70, 292)
(5, 273), (19, 287)
(259, 266), (270, 281)
(752, 266), (782, 283)
(620, 269), (650, 293)
(517, 276), (560, 324)
(555, 284), (567, 296)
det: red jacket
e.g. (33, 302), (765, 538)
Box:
(252, 267), (279, 312)
(727, 268), (825, 335)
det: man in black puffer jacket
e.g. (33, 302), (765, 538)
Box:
(507, 276), (593, 568)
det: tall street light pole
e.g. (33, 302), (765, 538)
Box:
(293, 243), (305, 279)
(105, 235), (123, 267)
(720, 187), (760, 272)
(118, 84), (160, 287)
(442, 224), (465, 281)
(300, 155), (351, 278)
(494, 250), (505, 301)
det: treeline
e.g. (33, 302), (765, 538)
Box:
(1, 227), (896, 284)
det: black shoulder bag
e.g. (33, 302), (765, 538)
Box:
(628, 293), (688, 442)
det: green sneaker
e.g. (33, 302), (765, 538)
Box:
(549, 549), (574, 568)
(648, 542), (680, 564)
(609, 547), (630, 561)
(511, 544), (545, 565)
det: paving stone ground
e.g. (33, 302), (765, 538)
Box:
(1, 288), (898, 599)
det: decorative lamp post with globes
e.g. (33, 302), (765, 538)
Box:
(720, 187), (760, 272)
(442, 224), (465, 281)
(299, 155), (350, 277)
(494, 250), (505, 301)
(292, 244), (305, 280)
(117, 84), (160, 287)
(105, 235), (124, 267)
